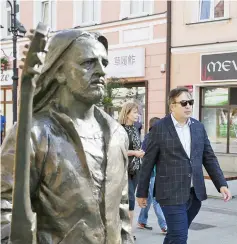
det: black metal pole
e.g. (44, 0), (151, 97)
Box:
(165, 0), (172, 115)
(12, 0), (18, 123)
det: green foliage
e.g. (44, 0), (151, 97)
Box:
(102, 77), (125, 108)
(1, 57), (10, 71)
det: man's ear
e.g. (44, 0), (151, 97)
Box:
(169, 104), (173, 113)
(55, 63), (66, 85)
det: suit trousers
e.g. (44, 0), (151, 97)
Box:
(160, 188), (202, 244)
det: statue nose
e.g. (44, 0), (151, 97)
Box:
(95, 61), (106, 76)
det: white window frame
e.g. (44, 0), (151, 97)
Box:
(198, 0), (230, 22)
(120, 0), (154, 20)
(73, 0), (101, 27)
(33, 0), (57, 30)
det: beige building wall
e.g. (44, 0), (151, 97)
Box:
(172, 0), (237, 47)
(171, 0), (237, 171)
(171, 0), (237, 91)
(1, 0), (168, 134)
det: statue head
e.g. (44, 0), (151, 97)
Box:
(33, 29), (108, 112)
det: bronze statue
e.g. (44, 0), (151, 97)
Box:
(1, 23), (133, 244)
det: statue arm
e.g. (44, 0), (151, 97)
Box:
(120, 133), (134, 244)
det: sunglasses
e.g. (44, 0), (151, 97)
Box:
(173, 99), (194, 107)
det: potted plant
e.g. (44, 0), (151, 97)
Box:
(1, 56), (10, 71)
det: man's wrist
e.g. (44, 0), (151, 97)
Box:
(220, 185), (228, 190)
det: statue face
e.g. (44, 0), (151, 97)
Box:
(62, 37), (108, 104)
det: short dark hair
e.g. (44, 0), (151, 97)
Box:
(149, 117), (160, 129)
(168, 87), (190, 106)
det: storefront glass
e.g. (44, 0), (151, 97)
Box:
(98, 82), (146, 140)
(230, 108), (237, 153)
(201, 87), (237, 154)
(111, 86), (146, 139)
(202, 107), (228, 153)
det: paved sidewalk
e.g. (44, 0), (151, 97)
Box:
(133, 197), (237, 244)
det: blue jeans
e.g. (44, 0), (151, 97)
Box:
(128, 173), (139, 211)
(138, 176), (167, 229)
(161, 188), (202, 244)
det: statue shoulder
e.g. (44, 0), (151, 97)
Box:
(32, 113), (55, 137)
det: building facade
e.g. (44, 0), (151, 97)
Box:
(171, 0), (237, 175)
(0, 0), (168, 138)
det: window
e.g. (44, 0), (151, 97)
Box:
(0, 87), (13, 138)
(130, 0), (152, 15)
(42, 1), (49, 26)
(82, 0), (95, 24)
(34, 0), (56, 30)
(120, 0), (154, 19)
(74, 0), (101, 26)
(1, 0), (21, 38)
(6, 2), (12, 36)
(201, 87), (237, 154)
(199, 0), (229, 21)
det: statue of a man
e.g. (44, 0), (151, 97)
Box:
(1, 29), (133, 244)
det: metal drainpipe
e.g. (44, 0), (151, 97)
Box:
(165, 0), (172, 115)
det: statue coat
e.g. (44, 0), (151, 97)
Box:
(1, 104), (133, 244)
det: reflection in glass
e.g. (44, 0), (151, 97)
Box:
(202, 108), (227, 153)
(112, 86), (146, 139)
(203, 87), (228, 106)
(230, 88), (237, 105)
(130, 0), (140, 15)
(42, 1), (49, 25)
(214, 0), (224, 18)
(200, 0), (211, 20)
(82, 0), (95, 23)
(230, 108), (237, 153)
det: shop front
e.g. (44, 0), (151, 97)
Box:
(172, 49), (237, 170)
(199, 52), (237, 156)
(1, 67), (13, 142)
(172, 48), (237, 196)
(106, 45), (166, 138)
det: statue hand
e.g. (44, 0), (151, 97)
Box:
(19, 24), (50, 87)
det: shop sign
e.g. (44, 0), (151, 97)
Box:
(201, 51), (237, 82)
(106, 48), (145, 78)
(1, 70), (13, 86)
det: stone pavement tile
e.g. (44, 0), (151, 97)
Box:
(133, 198), (237, 244)
(202, 197), (237, 211)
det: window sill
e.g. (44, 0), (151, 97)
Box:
(78, 21), (99, 27)
(186, 17), (231, 26)
(121, 12), (152, 20)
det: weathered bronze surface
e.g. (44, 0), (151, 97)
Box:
(1, 25), (133, 244)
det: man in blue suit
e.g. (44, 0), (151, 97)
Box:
(136, 87), (232, 244)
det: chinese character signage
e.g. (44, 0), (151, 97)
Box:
(201, 52), (237, 82)
(106, 48), (145, 78)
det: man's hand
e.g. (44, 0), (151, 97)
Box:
(137, 198), (147, 208)
(134, 150), (145, 158)
(220, 186), (232, 202)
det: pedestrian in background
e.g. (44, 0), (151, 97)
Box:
(136, 87), (231, 244)
(137, 117), (167, 234)
(0, 110), (6, 144)
(119, 101), (145, 241)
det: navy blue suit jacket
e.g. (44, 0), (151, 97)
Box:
(136, 114), (227, 205)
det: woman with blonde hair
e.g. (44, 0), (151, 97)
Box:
(119, 101), (145, 241)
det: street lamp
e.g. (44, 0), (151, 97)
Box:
(6, 0), (26, 123)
